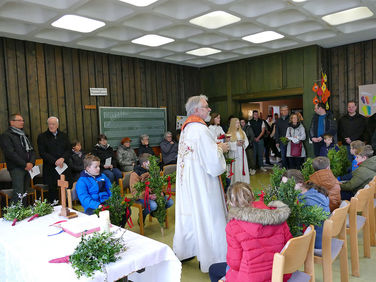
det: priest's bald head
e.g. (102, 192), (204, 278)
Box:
(185, 95), (211, 121)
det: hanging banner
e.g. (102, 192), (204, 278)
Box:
(359, 84), (376, 117)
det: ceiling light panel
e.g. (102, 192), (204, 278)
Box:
(52, 15), (105, 33)
(118, 0), (159, 7)
(132, 34), (174, 47)
(187, 47), (221, 56)
(243, 31), (284, 44)
(322, 7), (373, 26)
(189, 11), (240, 29)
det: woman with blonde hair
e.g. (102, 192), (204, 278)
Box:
(209, 182), (292, 282)
(227, 118), (250, 184)
(286, 113), (306, 169)
(208, 112), (225, 142)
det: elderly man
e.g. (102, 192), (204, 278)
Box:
(0, 114), (35, 204)
(160, 131), (178, 166)
(309, 102), (337, 157)
(37, 117), (70, 203)
(173, 95), (229, 273)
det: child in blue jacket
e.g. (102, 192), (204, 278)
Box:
(76, 154), (112, 215)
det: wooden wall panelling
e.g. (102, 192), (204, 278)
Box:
(108, 55), (118, 107)
(159, 62), (168, 107)
(0, 39), (9, 135)
(134, 59), (142, 107)
(35, 43), (48, 131)
(94, 52), (105, 107)
(5, 39), (19, 115)
(101, 54), (111, 107)
(15, 40), (30, 133)
(115, 56), (124, 107)
(354, 43), (364, 103)
(364, 41), (373, 84)
(285, 49), (303, 89)
(71, 49), (84, 147)
(127, 57), (136, 106)
(373, 41), (376, 83)
(170, 64), (178, 132)
(62, 47), (77, 141)
(230, 60), (247, 95)
(263, 53), (282, 91)
(337, 47), (347, 118)
(247, 57), (264, 93)
(144, 60), (151, 108)
(121, 57), (130, 106)
(330, 47), (339, 117)
(79, 50), (94, 150)
(150, 62), (158, 108)
(347, 44), (356, 103)
(44, 45), (59, 118)
(87, 52), (98, 142)
(54, 46), (68, 133)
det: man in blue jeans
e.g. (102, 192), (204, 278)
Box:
(274, 105), (290, 169)
(249, 110), (266, 172)
(129, 153), (173, 223)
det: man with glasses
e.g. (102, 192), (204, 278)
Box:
(0, 114), (35, 204)
(173, 95), (229, 273)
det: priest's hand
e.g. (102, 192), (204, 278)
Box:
(218, 142), (229, 153)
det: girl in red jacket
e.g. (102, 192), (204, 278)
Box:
(209, 182), (292, 282)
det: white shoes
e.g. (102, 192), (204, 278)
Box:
(260, 167), (267, 172)
(249, 169), (256, 175)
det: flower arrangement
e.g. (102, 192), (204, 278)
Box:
(70, 230), (126, 279)
(3, 193), (33, 225)
(301, 158), (314, 181)
(133, 156), (175, 229)
(95, 185), (134, 228)
(312, 72), (331, 109)
(28, 198), (57, 222)
(263, 166), (329, 237)
(328, 146), (350, 177)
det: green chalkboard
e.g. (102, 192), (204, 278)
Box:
(99, 107), (167, 149)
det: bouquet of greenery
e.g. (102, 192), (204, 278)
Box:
(3, 193), (33, 225)
(70, 230), (126, 279)
(221, 158), (235, 191)
(133, 156), (175, 229)
(95, 185), (134, 228)
(264, 166), (329, 237)
(328, 146), (350, 177)
(280, 136), (289, 145)
(301, 158), (314, 181)
(28, 198), (57, 222)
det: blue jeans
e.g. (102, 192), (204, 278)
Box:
(253, 139), (264, 168)
(102, 168), (122, 183)
(279, 142), (288, 169)
(209, 262), (228, 282)
(137, 197), (174, 218)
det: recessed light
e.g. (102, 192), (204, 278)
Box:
(132, 34), (174, 47)
(292, 0), (307, 2)
(322, 7), (373, 26)
(51, 15), (105, 33)
(186, 47), (221, 56)
(189, 11), (240, 29)
(242, 31), (284, 44)
(118, 0), (159, 7)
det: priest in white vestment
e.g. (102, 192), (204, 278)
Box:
(173, 95), (229, 273)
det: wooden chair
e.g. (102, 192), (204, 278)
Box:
(272, 225), (316, 282)
(119, 171), (132, 196)
(368, 176), (376, 246)
(314, 201), (350, 282)
(346, 186), (373, 277)
(0, 168), (36, 207)
(30, 164), (48, 201)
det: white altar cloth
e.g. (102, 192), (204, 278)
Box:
(0, 207), (181, 282)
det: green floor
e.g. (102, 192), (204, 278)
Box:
(126, 169), (376, 281)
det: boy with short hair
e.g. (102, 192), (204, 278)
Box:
(76, 154), (112, 215)
(318, 133), (339, 157)
(130, 153), (173, 223)
(340, 145), (376, 200)
(338, 140), (365, 181)
(309, 156), (341, 211)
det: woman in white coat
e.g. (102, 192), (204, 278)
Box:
(227, 118), (250, 184)
(208, 113), (225, 143)
(286, 113), (306, 169)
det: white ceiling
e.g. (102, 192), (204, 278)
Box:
(1, 0), (376, 67)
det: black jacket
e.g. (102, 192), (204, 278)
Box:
(67, 150), (86, 182)
(338, 113), (367, 143)
(160, 139), (178, 165)
(92, 144), (117, 170)
(37, 129), (71, 186)
(309, 111), (337, 140)
(138, 144), (155, 156)
(274, 115), (290, 142)
(0, 128), (36, 170)
(243, 124), (255, 149)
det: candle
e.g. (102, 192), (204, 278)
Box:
(99, 210), (110, 233)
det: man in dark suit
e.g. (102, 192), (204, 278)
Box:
(0, 114), (36, 204)
(37, 116), (70, 203)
